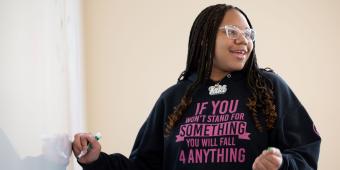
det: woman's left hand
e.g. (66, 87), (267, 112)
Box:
(252, 147), (283, 170)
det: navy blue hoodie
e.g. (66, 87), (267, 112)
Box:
(81, 70), (321, 170)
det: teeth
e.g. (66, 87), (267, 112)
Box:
(232, 50), (246, 54)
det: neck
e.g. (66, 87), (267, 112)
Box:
(210, 69), (230, 82)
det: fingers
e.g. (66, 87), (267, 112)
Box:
(267, 147), (281, 156)
(80, 133), (91, 150)
(260, 154), (277, 170)
(253, 156), (268, 170)
(84, 136), (101, 157)
(86, 134), (101, 150)
(72, 133), (83, 155)
(72, 133), (93, 156)
(262, 149), (282, 167)
(72, 133), (102, 164)
(253, 147), (283, 170)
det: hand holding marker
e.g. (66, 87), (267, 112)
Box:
(77, 132), (102, 159)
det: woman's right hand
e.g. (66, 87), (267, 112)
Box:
(72, 133), (101, 164)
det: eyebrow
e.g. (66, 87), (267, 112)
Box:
(222, 24), (251, 30)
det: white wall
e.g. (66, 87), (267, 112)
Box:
(0, 0), (84, 170)
(83, 0), (340, 169)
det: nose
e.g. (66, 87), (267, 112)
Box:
(234, 33), (249, 45)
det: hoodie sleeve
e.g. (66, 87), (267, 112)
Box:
(267, 73), (321, 170)
(80, 96), (165, 170)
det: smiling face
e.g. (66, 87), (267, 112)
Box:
(211, 9), (254, 81)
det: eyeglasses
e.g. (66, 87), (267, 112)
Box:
(219, 25), (255, 42)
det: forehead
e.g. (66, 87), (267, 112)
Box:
(219, 9), (250, 29)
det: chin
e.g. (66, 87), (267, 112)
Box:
(231, 65), (245, 72)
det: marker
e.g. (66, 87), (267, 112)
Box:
(77, 132), (102, 159)
(266, 147), (281, 155)
(267, 147), (274, 152)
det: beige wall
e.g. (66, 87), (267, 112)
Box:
(83, 0), (340, 169)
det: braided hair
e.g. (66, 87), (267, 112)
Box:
(164, 4), (277, 136)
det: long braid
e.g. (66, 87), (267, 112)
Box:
(165, 4), (278, 137)
(237, 8), (278, 131)
(165, 5), (229, 136)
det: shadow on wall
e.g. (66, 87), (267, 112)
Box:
(0, 129), (72, 170)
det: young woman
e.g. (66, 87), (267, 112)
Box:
(73, 4), (321, 170)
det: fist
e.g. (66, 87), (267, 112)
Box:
(72, 133), (101, 164)
(252, 147), (282, 170)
